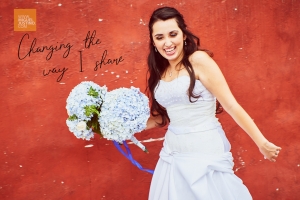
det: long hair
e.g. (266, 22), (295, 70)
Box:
(146, 7), (218, 127)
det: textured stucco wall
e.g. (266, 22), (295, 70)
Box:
(0, 0), (299, 199)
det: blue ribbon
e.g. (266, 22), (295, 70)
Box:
(113, 141), (154, 174)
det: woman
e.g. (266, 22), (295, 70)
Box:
(145, 7), (281, 200)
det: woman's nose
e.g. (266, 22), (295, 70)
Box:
(164, 38), (172, 47)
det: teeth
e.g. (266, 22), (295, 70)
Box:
(165, 47), (175, 52)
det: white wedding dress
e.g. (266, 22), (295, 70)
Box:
(149, 76), (252, 200)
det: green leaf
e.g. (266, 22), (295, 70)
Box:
(68, 114), (78, 121)
(84, 105), (100, 117)
(87, 87), (99, 98)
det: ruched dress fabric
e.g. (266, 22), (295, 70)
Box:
(149, 76), (252, 200)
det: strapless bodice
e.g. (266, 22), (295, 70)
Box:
(155, 76), (215, 107)
(155, 76), (220, 134)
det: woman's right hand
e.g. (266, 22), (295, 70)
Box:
(259, 141), (282, 162)
(145, 115), (162, 131)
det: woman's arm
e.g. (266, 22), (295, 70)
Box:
(191, 51), (281, 162)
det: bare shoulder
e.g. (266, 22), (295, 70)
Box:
(189, 50), (217, 79)
(189, 50), (211, 64)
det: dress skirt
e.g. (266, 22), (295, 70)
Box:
(148, 125), (252, 200)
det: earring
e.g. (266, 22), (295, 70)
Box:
(184, 40), (187, 46)
(155, 47), (157, 52)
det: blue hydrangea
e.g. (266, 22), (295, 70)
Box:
(66, 81), (107, 140)
(99, 86), (150, 143)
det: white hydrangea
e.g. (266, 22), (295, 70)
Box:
(66, 119), (94, 140)
(99, 86), (150, 143)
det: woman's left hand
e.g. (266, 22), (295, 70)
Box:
(259, 141), (282, 162)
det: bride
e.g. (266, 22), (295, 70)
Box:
(144, 6), (281, 200)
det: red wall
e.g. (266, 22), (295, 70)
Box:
(1, 0), (299, 199)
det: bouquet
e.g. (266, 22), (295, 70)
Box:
(66, 81), (107, 140)
(66, 83), (153, 173)
(99, 86), (150, 152)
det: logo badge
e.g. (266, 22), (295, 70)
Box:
(14, 9), (36, 31)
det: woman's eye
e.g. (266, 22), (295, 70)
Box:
(156, 37), (163, 40)
(170, 33), (177, 37)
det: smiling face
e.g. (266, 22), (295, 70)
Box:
(152, 18), (186, 65)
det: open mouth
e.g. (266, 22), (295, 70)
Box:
(164, 46), (176, 56)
